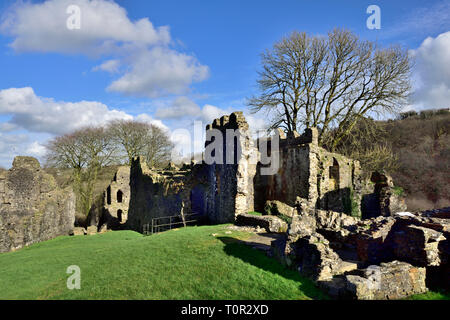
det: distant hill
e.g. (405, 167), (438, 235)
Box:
(381, 109), (449, 211)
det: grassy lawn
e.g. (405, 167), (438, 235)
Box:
(408, 291), (450, 300)
(247, 211), (263, 216)
(0, 225), (327, 300)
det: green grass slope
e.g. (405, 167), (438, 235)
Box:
(0, 225), (327, 300)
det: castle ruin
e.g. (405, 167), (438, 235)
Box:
(0, 157), (75, 252)
(1, 113), (447, 300)
(100, 111), (385, 233)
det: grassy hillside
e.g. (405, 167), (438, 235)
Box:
(1, 224), (448, 300)
(0, 225), (327, 300)
(382, 110), (449, 211)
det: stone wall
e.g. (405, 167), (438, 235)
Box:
(125, 158), (191, 232)
(119, 112), (259, 231)
(96, 112), (407, 233)
(0, 157), (75, 252)
(102, 166), (131, 228)
(204, 112), (257, 223)
(254, 127), (364, 217)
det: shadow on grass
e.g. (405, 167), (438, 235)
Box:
(217, 237), (329, 300)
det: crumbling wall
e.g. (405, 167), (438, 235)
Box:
(254, 130), (314, 211)
(317, 151), (362, 216)
(254, 127), (363, 217)
(204, 112), (257, 223)
(123, 112), (258, 230)
(125, 158), (192, 232)
(102, 166), (131, 228)
(117, 112), (406, 233)
(0, 157), (75, 252)
(361, 171), (407, 219)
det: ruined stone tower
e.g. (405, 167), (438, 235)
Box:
(104, 166), (130, 226)
(204, 111), (258, 223)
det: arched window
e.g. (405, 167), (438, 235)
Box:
(117, 209), (123, 222)
(117, 190), (123, 203)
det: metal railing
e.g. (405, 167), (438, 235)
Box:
(142, 212), (201, 235)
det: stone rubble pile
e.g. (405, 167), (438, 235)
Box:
(237, 198), (449, 300)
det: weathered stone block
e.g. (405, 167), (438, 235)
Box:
(98, 224), (108, 234)
(288, 233), (343, 281)
(72, 227), (86, 236)
(367, 171), (407, 217)
(320, 261), (427, 300)
(86, 226), (97, 235)
(315, 210), (359, 231)
(264, 200), (295, 217)
(235, 214), (288, 233)
(356, 217), (396, 264)
(287, 212), (316, 240)
(345, 261), (427, 300)
(393, 225), (446, 267)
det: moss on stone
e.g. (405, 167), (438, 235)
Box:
(393, 186), (404, 197)
(343, 188), (361, 218)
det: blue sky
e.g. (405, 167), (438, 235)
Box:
(0, 0), (449, 167)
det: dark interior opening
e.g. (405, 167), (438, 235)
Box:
(106, 186), (111, 205)
(329, 158), (340, 190)
(117, 190), (123, 203)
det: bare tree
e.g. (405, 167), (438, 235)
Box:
(107, 119), (173, 167)
(327, 116), (398, 173)
(248, 28), (411, 151)
(107, 120), (151, 165)
(144, 125), (173, 168)
(45, 127), (117, 216)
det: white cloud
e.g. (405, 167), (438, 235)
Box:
(0, 122), (19, 132)
(0, 0), (169, 54)
(135, 113), (169, 131)
(153, 97), (230, 124)
(92, 59), (121, 73)
(0, 0), (209, 98)
(0, 133), (31, 168)
(26, 141), (47, 157)
(107, 47), (209, 97)
(200, 104), (229, 123)
(0, 87), (178, 167)
(0, 86), (174, 135)
(155, 96), (201, 119)
(244, 113), (268, 133)
(410, 31), (450, 109)
(0, 87), (132, 134)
